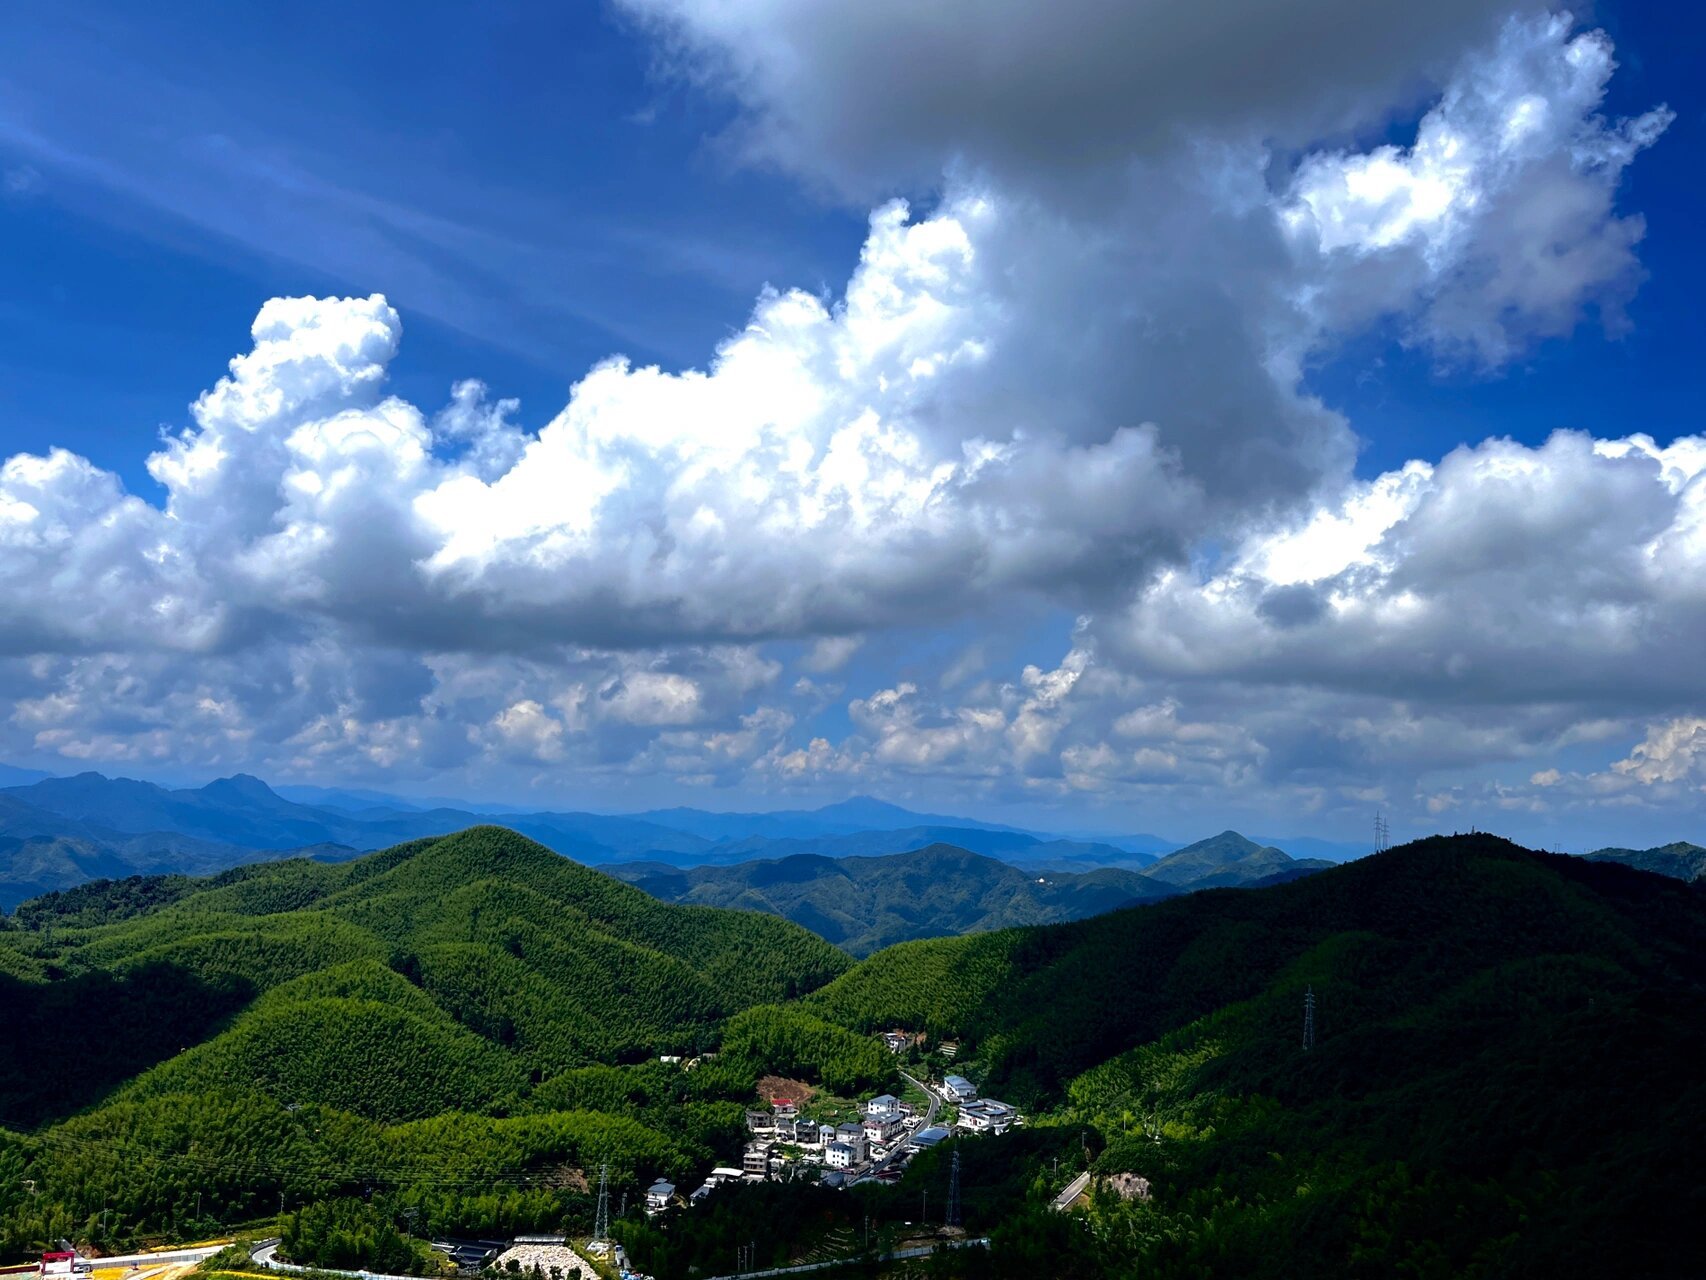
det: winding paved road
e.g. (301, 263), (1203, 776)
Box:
(859, 1070), (942, 1180)
(249, 1240), (418, 1280)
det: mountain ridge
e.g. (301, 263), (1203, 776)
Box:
(1585, 839), (1706, 882)
(2, 828), (1702, 1276)
(0, 770), (1313, 911)
(608, 841), (1179, 955)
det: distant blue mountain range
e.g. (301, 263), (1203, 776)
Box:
(0, 765), (1367, 911)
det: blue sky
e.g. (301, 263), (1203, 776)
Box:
(0, 2), (868, 490)
(1, 1), (1703, 847)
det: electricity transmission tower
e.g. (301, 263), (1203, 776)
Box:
(1374, 812), (1390, 853)
(1303, 985), (1316, 1052)
(946, 1150), (962, 1228)
(593, 1163), (610, 1242)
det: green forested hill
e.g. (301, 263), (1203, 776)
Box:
(609, 842), (1175, 955)
(1140, 828), (1333, 887)
(0, 826), (855, 1255)
(765, 835), (1706, 1279)
(2, 830), (1702, 1279)
(1, 827), (848, 1125)
(809, 834), (1706, 1101)
(1585, 839), (1706, 882)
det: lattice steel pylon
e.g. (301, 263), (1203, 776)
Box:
(593, 1162), (610, 1242)
(1374, 812), (1390, 853)
(946, 1150), (962, 1228)
(1303, 985), (1316, 1052)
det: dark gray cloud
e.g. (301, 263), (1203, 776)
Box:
(621, 0), (1525, 197)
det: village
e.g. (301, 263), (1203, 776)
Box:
(641, 1032), (1024, 1215)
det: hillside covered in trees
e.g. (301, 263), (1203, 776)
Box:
(1, 829), (1701, 1278)
(781, 835), (1706, 1278)
(1586, 838), (1706, 882)
(608, 842), (1176, 955)
(0, 827), (875, 1255)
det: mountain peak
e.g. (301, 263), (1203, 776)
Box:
(207, 772), (277, 794)
(813, 795), (914, 818)
(198, 773), (288, 805)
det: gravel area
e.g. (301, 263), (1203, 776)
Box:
(490, 1244), (600, 1280)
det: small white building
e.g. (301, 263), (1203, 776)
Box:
(863, 1114), (903, 1145)
(865, 1093), (900, 1117)
(824, 1141), (858, 1170)
(943, 1074), (977, 1102)
(834, 1123), (868, 1161)
(957, 1099), (1017, 1133)
(645, 1180), (675, 1213)
(744, 1141), (773, 1178)
(817, 1121), (837, 1146)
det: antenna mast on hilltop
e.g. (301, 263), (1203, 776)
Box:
(1303, 985), (1316, 1052)
(593, 1162), (610, 1242)
(1374, 812), (1390, 853)
(946, 1150), (962, 1229)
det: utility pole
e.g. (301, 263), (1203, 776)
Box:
(1303, 985), (1316, 1052)
(922, 1189), (928, 1225)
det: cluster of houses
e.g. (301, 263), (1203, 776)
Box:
(644, 1066), (1023, 1215)
(735, 1092), (922, 1184)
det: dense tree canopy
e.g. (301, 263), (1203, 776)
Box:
(1, 832), (1701, 1279)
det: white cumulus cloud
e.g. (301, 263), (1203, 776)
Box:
(0, 8), (1690, 844)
